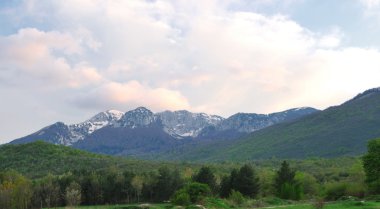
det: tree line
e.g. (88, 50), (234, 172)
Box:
(0, 138), (379, 208)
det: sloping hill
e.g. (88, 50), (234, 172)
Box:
(162, 88), (380, 161)
(0, 141), (171, 178)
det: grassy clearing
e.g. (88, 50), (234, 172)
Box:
(265, 201), (380, 209)
(49, 203), (171, 209)
(47, 200), (380, 209)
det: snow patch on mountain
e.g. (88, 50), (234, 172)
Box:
(9, 106), (319, 147)
(157, 110), (224, 138)
(68, 110), (124, 144)
(115, 107), (157, 128)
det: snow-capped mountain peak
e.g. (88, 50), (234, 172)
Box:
(67, 109), (125, 144)
(157, 110), (224, 138)
(9, 106), (319, 148)
(86, 110), (124, 124)
(115, 107), (158, 128)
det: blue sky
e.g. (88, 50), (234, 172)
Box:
(1, 0), (380, 143)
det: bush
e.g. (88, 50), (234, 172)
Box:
(171, 189), (191, 206)
(279, 183), (303, 200)
(262, 197), (289, 205)
(171, 182), (211, 205)
(365, 194), (380, 202)
(204, 198), (230, 209)
(228, 190), (245, 206)
(186, 182), (211, 203)
(346, 183), (366, 198)
(325, 182), (347, 200)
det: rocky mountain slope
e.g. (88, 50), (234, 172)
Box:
(10, 110), (124, 145)
(9, 106), (317, 157)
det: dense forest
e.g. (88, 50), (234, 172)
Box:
(0, 139), (379, 209)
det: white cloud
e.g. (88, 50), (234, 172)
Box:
(360, 0), (380, 8)
(2, 0), (380, 142)
(0, 28), (102, 89)
(360, 0), (380, 19)
(73, 80), (190, 112)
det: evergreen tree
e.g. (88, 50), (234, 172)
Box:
(219, 175), (231, 198)
(235, 164), (260, 198)
(274, 161), (302, 200)
(192, 166), (217, 194)
(154, 167), (184, 201)
(219, 169), (238, 198)
(275, 161), (295, 191)
(220, 166), (260, 198)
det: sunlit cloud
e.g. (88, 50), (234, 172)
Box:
(1, 0), (380, 142)
(72, 80), (190, 112)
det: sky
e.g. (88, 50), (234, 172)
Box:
(1, 0), (380, 143)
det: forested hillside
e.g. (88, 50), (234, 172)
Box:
(160, 88), (380, 161)
(1, 140), (378, 209)
(0, 141), (174, 178)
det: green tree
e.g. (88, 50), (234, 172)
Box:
(258, 169), (275, 197)
(131, 176), (143, 203)
(220, 165), (260, 198)
(235, 164), (260, 198)
(192, 166), (217, 194)
(0, 170), (32, 209)
(171, 189), (191, 206)
(171, 182), (211, 205)
(122, 171), (135, 203)
(363, 138), (380, 194)
(274, 161), (303, 200)
(80, 172), (103, 205)
(154, 167), (183, 201)
(100, 168), (126, 204)
(220, 175), (232, 198)
(35, 174), (59, 209)
(295, 172), (319, 198)
(65, 182), (81, 207)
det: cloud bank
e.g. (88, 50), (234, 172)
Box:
(1, 0), (380, 142)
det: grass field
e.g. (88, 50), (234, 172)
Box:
(49, 200), (380, 209)
(263, 201), (380, 209)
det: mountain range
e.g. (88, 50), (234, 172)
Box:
(8, 87), (380, 161)
(160, 88), (380, 161)
(9, 106), (318, 158)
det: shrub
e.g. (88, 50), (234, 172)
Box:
(171, 189), (191, 206)
(228, 190), (245, 206)
(346, 183), (366, 198)
(186, 182), (211, 204)
(325, 182), (347, 200)
(279, 182), (303, 200)
(262, 197), (289, 205)
(171, 182), (211, 205)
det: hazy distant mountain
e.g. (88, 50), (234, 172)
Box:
(9, 106), (317, 157)
(162, 87), (380, 161)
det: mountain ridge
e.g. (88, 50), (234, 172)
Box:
(160, 87), (380, 161)
(9, 106), (318, 157)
